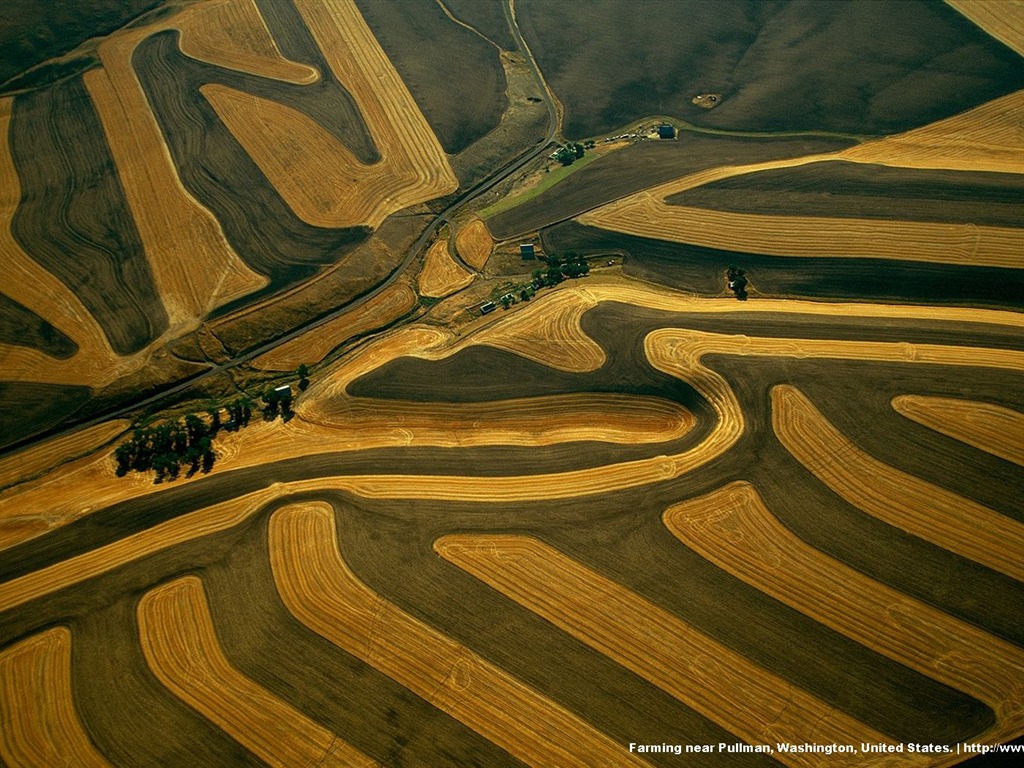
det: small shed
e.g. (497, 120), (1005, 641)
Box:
(657, 124), (676, 139)
(480, 301), (497, 315)
(520, 243), (536, 259)
(274, 384), (292, 397)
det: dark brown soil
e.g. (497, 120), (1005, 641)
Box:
(0, 293), (77, 359)
(0, 380), (91, 451)
(515, 0), (1024, 139)
(443, 0), (516, 50)
(354, 0), (507, 154)
(667, 160), (1024, 228)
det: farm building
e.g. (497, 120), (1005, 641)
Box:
(520, 243), (536, 259)
(657, 124), (676, 139)
(479, 301), (496, 315)
(274, 384), (292, 396)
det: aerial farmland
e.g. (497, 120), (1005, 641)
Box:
(1, 1), (1023, 766)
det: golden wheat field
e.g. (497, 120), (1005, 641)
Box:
(2, 0), (1024, 764)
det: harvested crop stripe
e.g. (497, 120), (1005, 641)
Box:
(664, 481), (1024, 744)
(269, 502), (649, 768)
(175, 0), (318, 84)
(892, 395), (1024, 466)
(471, 286), (605, 372)
(138, 576), (378, 768)
(436, 534), (910, 768)
(0, 420), (126, 491)
(0, 627), (110, 768)
(417, 238), (473, 298)
(87, 29), (267, 330)
(7, 284), (1023, 550)
(948, 0), (1024, 57)
(773, 385), (1024, 583)
(839, 88), (1024, 174)
(581, 196), (1024, 269)
(0, 100), (120, 387)
(266, 0), (458, 228)
(253, 282), (417, 370)
(454, 217), (493, 270)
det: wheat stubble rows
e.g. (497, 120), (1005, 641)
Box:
(1, 283), (1023, 765)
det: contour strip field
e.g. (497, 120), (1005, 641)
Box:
(284, 0), (458, 227)
(435, 534), (912, 768)
(269, 502), (649, 768)
(137, 575), (378, 768)
(417, 238), (474, 298)
(0, 627), (110, 768)
(664, 481), (1024, 750)
(87, 29), (267, 331)
(892, 395), (1024, 467)
(455, 217), (494, 270)
(772, 385), (1024, 582)
(948, 0), (1024, 57)
(174, 0), (318, 84)
(5, 282), (1023, 550)
(252, 281), (417, 370)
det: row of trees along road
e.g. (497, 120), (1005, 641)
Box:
(115, 364), (311, 483)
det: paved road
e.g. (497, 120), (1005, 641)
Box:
(0, 1), (559, 459)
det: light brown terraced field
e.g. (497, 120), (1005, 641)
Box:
(174, 0), (318, 84)
(243, 0), (458, 229)
(138, 575), (378, 768)
(0, 627), (109, 768)
(0, 420), (127, 492)
(893, 394), (1024, 466)
(454, 217), (494, 270)
(773, 384), (1024, 582)
(580, 195), (1024, 268)
(270, 502), (649, 768)
(7, 281), (1023, 547)
(436, 534), (910, 768)
(664, 481), (1024, 747)
(252, 281), (417, 370)
(417, 237), (474, 298)
(87, 24), (268, 332)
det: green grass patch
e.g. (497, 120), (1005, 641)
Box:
(478, 150), (603, 220)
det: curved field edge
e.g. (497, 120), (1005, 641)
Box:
(892, 395), (1024, 466)
(268, 502), (650, 768)
(137, 574), (378, 767)
(772, 385), (1024, 582)
(435, 534), (907, 767)
(0, 627), (110, 767)
(663, 482), (1022, 746)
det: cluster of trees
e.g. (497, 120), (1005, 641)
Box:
(114, 415), (217, 482)
(553, 142), (586, 166)
(114, 366), (312, 483)
(531, 252), (590, 288)
(261, 386), (294, 421)
(727, 265), (748, 300)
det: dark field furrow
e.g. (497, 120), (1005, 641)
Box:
(354, 0), (507, 154)
(443, 0), (516, 50)
(516, 0), (1024, 139)
(70, 597), (263, 766)
(0, 292), (77, 359)
(487, 134), (855, 239)
(334, 495), (783, 767)
(205, 502), (529, 768)
(242, 0), (378, 164)
(9, 76), (166, 356)
(543, 221), (1024, 310)
(132, 31), (371, 298)
(0, 381), (91, 452)
(666, 160), (1024, 228)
